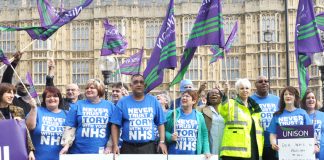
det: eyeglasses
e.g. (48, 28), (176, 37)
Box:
(66, 89), (76, 92)
(257, 80), (269, 83)
(132, 80), (144, 85)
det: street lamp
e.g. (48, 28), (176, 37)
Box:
(99, 56), (116, 100)
(264, 26), (273, 91)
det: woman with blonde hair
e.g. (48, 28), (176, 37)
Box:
(60, 79), (115, 154)
(219, 78), (264, 160)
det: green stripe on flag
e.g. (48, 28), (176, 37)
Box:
(160, 52), (176, 63)
(170, 65), (189, 87)
(103, 40), (124, 49)
(298, 30), (319, 40)
(299, 20), (316, 30)
(191, 22), (221, 34)
(144, 66), (159, 88)
(189, 25), (223, 40)
(192, 14), (222, 29)
(40, 0), (53, 26)
(298, 26), (316, 35)
(298, 55), (308, 98)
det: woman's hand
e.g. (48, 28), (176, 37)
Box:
(204, 153), (212, 159)
(271, 143), (279, 151)
(28, 151), (35, 160)
(59, 144), (70, 154)
(171, 132), (178, 141)
(104, 146), (112, 154)
(28, 98), (37, 109)
(315, 144), (320, 153)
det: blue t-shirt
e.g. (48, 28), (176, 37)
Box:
(110, 94), (166, 143)
(169, 109), (198, 154)
(250, 93), (279, 146)
(309, 111), (324, 159)
(65, 99), (115, 153)
(267, 108), (312, 135)
(30, 107), (66, 160)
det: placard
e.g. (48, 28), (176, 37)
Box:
(277, 125), (315, 160)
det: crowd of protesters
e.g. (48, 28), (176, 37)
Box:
(1, 52), (324, 160)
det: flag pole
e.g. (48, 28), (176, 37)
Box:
(172, 69), (177, 135)
(223, 48), (230, 121)
(0, 40), (37, 70)
(9, 65), (41, 105)
(115, 57), (124, 88)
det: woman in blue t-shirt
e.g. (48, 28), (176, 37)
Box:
(268, 86), (312, 152)
(26, 86), (66, 160)
(301, 90), (324, 159)
(165, 90), (211, 158)
(60, 79), (115, 154)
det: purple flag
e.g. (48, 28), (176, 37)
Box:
(101, 19), (128, 56)
(144, 0), (176, 93)
(0, 49), (10, 65)
(316, 12), (324, 31)
(0, 120), (28, 160)
(209, 45), (224, 64)
(0, 0), (93, 40)
(224, 21), (238, 52)
(170, 0), (225, 87)
(38, 0), (60, 27)
(113, 48), (143, 76)
(26, 72), (38, 98)
(295, 0), (324, 98)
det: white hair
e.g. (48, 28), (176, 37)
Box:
(235, 78), (251, 93)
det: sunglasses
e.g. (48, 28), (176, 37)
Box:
(257, 80), (269, 83)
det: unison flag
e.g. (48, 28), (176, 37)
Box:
(295, 0), (324, 98)
(101, 19), (128, 56)
(209, 45), (224, 64)
(0, 49), (10, 65)
(316, 12), (324, 31)
(143, 0), (176, 93)
(0, 120), (28, 160)
(112, 48), (143, 77)
(26, 72), (38, 98)
(209, 21), (238, 64)
(170, 0), (225, 87)
(0, 0), (93, 40)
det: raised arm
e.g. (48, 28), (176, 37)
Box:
(25, 99), (38, 130)
(46, 59), (55, 86)
(1, 52), (22, 83)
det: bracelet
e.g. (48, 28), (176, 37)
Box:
(159, 141), (165, 144)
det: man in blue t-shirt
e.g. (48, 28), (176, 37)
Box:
(110, 74), (167, 154)
(250, 76), (279, 160)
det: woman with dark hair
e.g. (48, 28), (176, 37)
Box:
(268, 86), (311, 153)
(165, 90), (211, 158)
(198, 87), (225, 156)
(26, 86), (66, 160)
(60, 79), (115, 154)
(0, 83), (35, 160)
(301, 90), (324, 159)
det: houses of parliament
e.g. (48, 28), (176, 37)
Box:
(0, 0), (323, 100)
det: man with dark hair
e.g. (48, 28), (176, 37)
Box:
(110, 74), (167, 154)
(111, 82), (129, 105)
(250, 75), (279, 160)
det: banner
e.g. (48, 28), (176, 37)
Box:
(277, 125), (315, 160)
(60, 154), (218, 160)
(0, 120), (28, 160)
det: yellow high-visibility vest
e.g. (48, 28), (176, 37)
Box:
(218, 99), (264, 159)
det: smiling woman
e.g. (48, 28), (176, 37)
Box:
(26, 86), (67, 160)
(0, 83), (35, 160)
(60, 79), (115, 154)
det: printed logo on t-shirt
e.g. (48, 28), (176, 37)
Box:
(41, 116), (65, 146)
(313, 119), (322, 142)
(260, 103), (277, 129)
(175, 119), (198, 152)
(128, 107), (154, 141)
(278, 115), (304, 126)
(81, 107), (109, 138)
